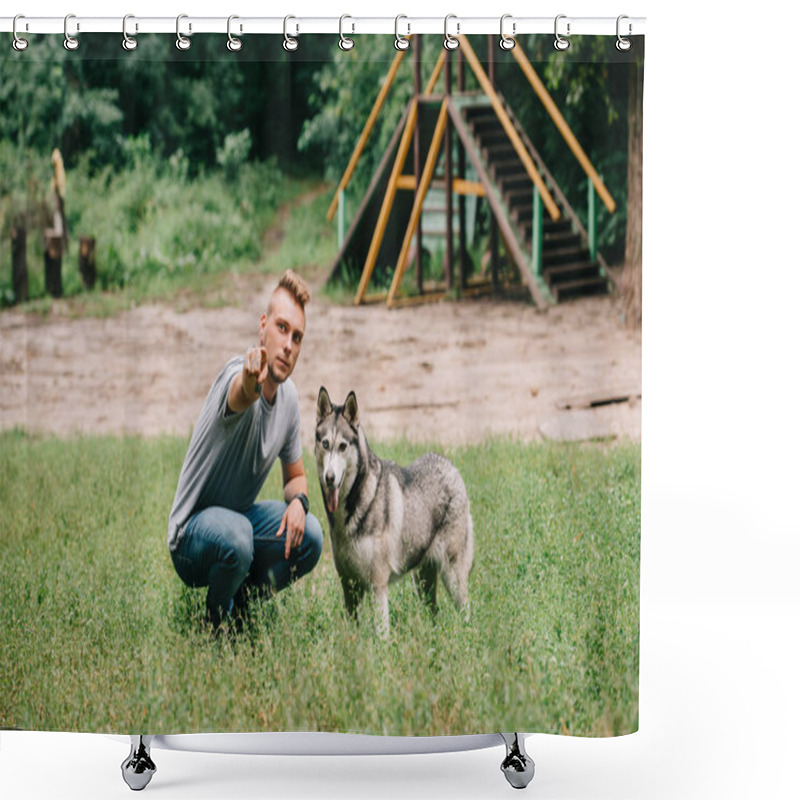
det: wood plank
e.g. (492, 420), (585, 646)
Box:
(396, 175), (416, 190)
(324, 102), (412, 286)
(386, 291), (449, 309)
(556, 388), (641, 411)
(424, 50), (446, 95)
(396, 176), (486, 195)
(387, 101), (450, 307)
(452, 178), (485, 196)
(355, 99), (419, 305)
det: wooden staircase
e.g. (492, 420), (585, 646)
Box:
(460, 98), (613, 302)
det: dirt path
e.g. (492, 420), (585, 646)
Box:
(0, 277), (640, 448)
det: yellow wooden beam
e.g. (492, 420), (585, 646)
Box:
(327, 46), (409, 223)
(396, 175), (416, 190)
(355, 99), (419, 306)
(388, 291), (449, 309)
(424, 50), (447, 96)
(511, 43), (616, 214)
(459, 36), (561, 221)
(452, 178), (486, 197)
(387, 101), (450, 307)
(396, 176), (484, 196)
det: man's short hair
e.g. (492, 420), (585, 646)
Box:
(270, 270), (310, 315)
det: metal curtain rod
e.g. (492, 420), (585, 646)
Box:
(0, 15), (646, 37)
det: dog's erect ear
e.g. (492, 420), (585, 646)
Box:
(343, 391), (359, 426)
(317, 386), (332, 421)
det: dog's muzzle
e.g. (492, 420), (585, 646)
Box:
(324, 470), (339, 514)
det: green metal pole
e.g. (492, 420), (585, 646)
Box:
(532, 186), (543, 277)
(337, 188), (346, 249)
(587, 179), (597, 262)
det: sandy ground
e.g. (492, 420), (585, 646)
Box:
(0, 277), (640, 449)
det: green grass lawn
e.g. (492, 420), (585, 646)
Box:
(0, 431), (639, 737)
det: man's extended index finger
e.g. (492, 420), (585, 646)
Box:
(258, 348), (269, 383)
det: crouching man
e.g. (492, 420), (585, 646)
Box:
(167, 270), (322, 628)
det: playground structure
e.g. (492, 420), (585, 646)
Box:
(325, 35), (617, 310)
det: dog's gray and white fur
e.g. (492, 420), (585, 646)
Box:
(315, 387), (474, 635)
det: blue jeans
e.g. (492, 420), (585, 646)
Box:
(171, 501), (323, 623)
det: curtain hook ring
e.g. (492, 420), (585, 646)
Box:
(122, 14), (138, 51)
(443, 14), (460, 51)
(554, 14), (570, 51)
(283, 15), (299, 51)
(12, 14), (29, 51)
(175, 14), (191, 50)
(64, 13), (80, 51)
(339, 14), (355, 51)
(616, 15), (632, 51)
(227, 15), (242, 51)
(499, 14), (515, 51)
(394, 15), (410, 51)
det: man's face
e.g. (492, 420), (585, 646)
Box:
(259, 288), (305, 385)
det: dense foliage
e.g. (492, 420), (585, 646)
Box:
(1, 34), (633, 304)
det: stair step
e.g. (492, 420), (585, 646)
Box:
(482, 144), (517, 164)
(545, 229), (581, 246)
(421, 229), (456, 239)
(475, 129), (509, 146)
(542, 245), (591, 266)
(497, 172), (533, 195)
(504, 185), (536, 204)
(465, 109), (500, 126)
(423, 205), (459, 214)
(518, 223), (581, 249)
(469, 124), (505, 143)
(461, 101), (610, 306)
(520, 220), (577, 242)
(551, 276), (610, 302)
(515, 208), (576, 235)
(490, 159), (526, 179)
(544, 261), (601, 282)
(482, 139), (516, 156)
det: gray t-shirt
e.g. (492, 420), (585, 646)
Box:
(167, 356), (302, 552)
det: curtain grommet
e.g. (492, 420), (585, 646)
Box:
(227, 15), (242, 52)
(175, 14), (191, 51)
(499, 14), (515, 51)
(12, 14), (29, 51)
(394, 15), (410, 51)
(554, 15), (570, 51)
(283, 15), (299, 52)
(64, 14), (80, 51)
(616, 15), (632, 51)
(443, 14), (460, 51)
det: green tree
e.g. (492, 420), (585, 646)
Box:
(298, 35), (416, 195)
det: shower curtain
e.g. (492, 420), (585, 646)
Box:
(0, 21), (642, 742)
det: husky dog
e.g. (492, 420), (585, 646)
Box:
(315, 387), (474, 635)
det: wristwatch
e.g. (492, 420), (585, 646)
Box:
(290, 492), (309, 514)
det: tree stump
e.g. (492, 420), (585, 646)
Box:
(44, 232), (63, 298)
(79, 236), (97, 289)
(11, 219), (29, 304)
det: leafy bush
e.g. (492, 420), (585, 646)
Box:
(1, 143), (285, 304)
(216, 129), (253, 182)
(68, 157), (283, 291)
